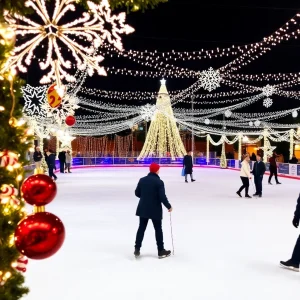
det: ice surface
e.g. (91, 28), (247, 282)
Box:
(23, 167), (300, 300)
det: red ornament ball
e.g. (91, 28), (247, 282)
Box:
(15, 212), (65, 260)
(21, 174), (57, 206)
(65, 115), (76, 127)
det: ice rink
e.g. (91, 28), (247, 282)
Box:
(24, 167), (300, 300)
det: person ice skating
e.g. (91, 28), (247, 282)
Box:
(183, 150), (195, 183)
(65, 150), (72, 173)
(46, 149), (57, 181)
(58, 150), (66, 173)
(134, 163), (173, 259)
(251, 153), (266, 198)
(33, 146), (43, 170)
(236, 154), (252, 198)
(268, 151), (281, 185)
(280, 193), (300, 272)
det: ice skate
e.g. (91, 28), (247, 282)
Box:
(191, 179), (196, 182)
(134, 248), (140, 258)
(245, 195), (252, 198)
(280, 260), (299, 272)
(236, 191), (242, 198)
(158, 249), (171, 259)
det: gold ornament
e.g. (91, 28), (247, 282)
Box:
(8, 117), (17, 127)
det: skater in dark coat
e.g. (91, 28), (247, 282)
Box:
(46, 149), (57, 181)
(251, 153), (266, 197)
(134, 163), (173, 259)
(183, 150), (195, 183)
(280, 194), (300, 272)
(268, 152), (281, 185)
(58, 150), (66, 173)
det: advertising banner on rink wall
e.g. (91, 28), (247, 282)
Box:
(289, 164), (297, 177)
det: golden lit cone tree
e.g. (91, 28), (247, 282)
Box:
(220, 141), (227, 169)
(138, 80), (186, 160)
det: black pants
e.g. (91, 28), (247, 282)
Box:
(135, 217), (164, 251)
(59, 161), (65, 173)
(254, 175), (263, 195)
(238, 176), (249, 196)
(291, 235), (300, 264)
(269, 166), (279, 183)
(48, 166), (57, 180)
(185, 174), (194, 181)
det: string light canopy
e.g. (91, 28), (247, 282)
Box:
(2, 0), (134, 83)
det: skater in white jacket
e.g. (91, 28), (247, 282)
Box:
(236, 154), (252, 198)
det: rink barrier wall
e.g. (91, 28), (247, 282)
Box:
(24, 158), (300, 180)
(59, 157), (300, 180)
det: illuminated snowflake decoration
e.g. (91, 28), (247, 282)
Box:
(254, 120), (261, 127)
(3, 0), (134, 83)
(200, 67), (222, 92)
(263, 97), (273, 108)
(41, 93), (79, 126)
(259, 139), (276, 159)
(140, 104), (156, 122)
(25, 116), (51, 139)
(21, 85), (47, 117)
(224, 110), (232, 118)
(262, 85), (276, 97)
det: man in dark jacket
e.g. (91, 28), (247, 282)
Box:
(134, 163), (173, 259)
(268, 151), (281, 185)
(251, 153), (266, 198)
(183, 150), (195, 183)
(46, 149), (57, 181)
(58, 150), (66, 173)
(280, 194), (300, 272)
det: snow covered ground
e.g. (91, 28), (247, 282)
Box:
(24, 167), (300, 300)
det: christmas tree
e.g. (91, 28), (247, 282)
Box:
(138, 80), (186, 160)
(0, 9), (31, 299)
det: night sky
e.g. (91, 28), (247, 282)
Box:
(23, 0), (300, 124)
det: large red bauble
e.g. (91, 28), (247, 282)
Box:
(65, 115), (76, 127)
(21, 174), (57, 206)
(15, 212), (65, 260)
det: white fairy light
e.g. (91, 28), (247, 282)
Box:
(204, 119), (210, 125)
(224, 110), (232, 118)
(2, 0), (134, 83)
(199, 67), (222, 92)
(292, 110), (298, 118)
(263, 97), (273, 108)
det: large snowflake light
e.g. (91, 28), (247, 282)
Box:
(140, 104), (156, 122)
(21, 85), (47, 117)
(2, 0), (134, 83)
(262, 85), (276, 97)
(263, 97), (273, 108)
(200, 67), (222, 92)
(259, 139), (276, 159)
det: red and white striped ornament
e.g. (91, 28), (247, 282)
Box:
(0, 184), (18, 197)
(0, 151), (18, 167)
(14, 256), (28, 273)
